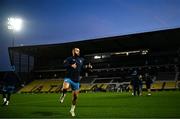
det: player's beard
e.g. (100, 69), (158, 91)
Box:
(74, 53), (80, 57)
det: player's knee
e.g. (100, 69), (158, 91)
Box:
(63, 83), (70, 89)
(62, 89), (67, 93)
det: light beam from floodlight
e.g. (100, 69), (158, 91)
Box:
(7, 17), (23, 68)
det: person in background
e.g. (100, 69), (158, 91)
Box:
(130, 69), (140, 96)
(138, 74), (143, 96)
(145, 73), (153, 96)
(1, 71), (20, 106)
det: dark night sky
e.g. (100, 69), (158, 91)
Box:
(1, 0), (180, 71)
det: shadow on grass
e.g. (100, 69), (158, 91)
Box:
(31, 111), (68, 117)
(32, 111), (54, 116)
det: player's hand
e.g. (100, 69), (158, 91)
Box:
(71, 63), (77, 69)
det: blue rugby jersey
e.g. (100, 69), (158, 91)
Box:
(64, 56), (84, 82)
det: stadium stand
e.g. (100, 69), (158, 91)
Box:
(151, 81), (164, 90)
(163, 81), (177, 90)
(80, 84), (95, 92)
(7, 28), (180, 93)
(18, 79), (63, 93)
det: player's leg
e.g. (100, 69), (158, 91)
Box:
(69, 81), (80, 117)
(133, 85), (136, 96)
(2, 86), (8, 106)
(6, 93), (11, 105)
(137, 86), (140, 96)
(59, 79), (70, 103)
(147, 85), (151, 95)
(70, 90), (79, 117)
(2, 91), (7, 105)
(139, 85), (142, 96)
(148, 88), (151, 95)
(5, 86), (14, 105)
(3, 93), (11, 105)
(131, 85), (134, 96)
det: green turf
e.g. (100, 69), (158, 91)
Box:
(0, 91), (180, 118)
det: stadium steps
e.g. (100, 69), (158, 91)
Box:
(163, 81), (177, 90)
(18, 79), (63, 93)
(101, 84), (109, 91)
(18, 80), (42, 93)
(80, 84), (95, 92)
(151, 81), (164, 90)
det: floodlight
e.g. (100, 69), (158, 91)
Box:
(7, 17), (23, 31)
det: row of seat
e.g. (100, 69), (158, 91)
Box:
(18, 79), (64, 93)
(151, 81), (178, 90)
(128, 81), (178, 90)
(18, 79), (109, 93)
(18, 79), (179, 93)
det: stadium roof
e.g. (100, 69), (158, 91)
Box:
(9, 27), (180, 58)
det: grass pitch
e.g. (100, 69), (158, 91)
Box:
(0, 91), (180, 118)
